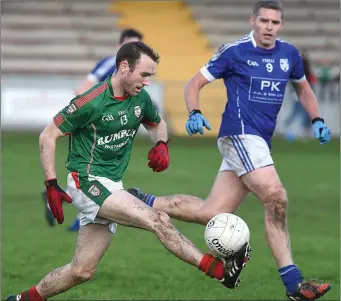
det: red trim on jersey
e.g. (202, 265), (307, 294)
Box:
(54, 114), (64, 127)
(71, 172), (80, 189)
(114, 94), (129, 100)
(75, 81), (109, 108)
(143, 120), (158, 127)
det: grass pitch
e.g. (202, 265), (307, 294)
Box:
(2, 133), (339, 300)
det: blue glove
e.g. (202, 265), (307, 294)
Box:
(312, 118), (331, 144)
(185, 110), (211, 136)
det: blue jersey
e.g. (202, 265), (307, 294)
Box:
(200, 31), (305, 148)
(87, 55), (116, 83)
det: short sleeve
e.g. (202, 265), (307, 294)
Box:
(54, 81), (108, 133)
(200, 44), (232, 82)
(53, 97), (94, 134)
(141, 91), (161, 127)
(290, 47), (306, 83)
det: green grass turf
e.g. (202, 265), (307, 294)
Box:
(2, 133), (340, 300)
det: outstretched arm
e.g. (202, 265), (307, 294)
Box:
(39, 121), (65, 180)
(292, 79), (320, 120)
(184, 71), (212, 136)
(39, 121), (72, 224)
(292, 80), (331, 144)
(184, 71), (210, 114)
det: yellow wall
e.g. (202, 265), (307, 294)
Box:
(111, 1), (226, 136)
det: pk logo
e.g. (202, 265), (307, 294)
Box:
(260, 80), (281, 92)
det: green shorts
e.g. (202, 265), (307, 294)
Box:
(67, 172), (124, 233)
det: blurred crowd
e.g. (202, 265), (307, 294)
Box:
(284, 49), (339, 141)
(301, 50), (339, 102)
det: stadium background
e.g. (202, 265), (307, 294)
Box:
(1, 0), (340, 300)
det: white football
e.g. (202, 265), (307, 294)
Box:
(204, 213), (250, 258)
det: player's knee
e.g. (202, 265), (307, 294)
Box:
(264, 185), (288, 217)
(266, 185), (287, 205)
(151, 211), (172, 234)
(72, 265), (96, 283)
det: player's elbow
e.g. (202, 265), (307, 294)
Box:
(39, 122), (61, 147)
(192, 71), (210, 87)
(39, 127), (47, 142)
(185, 77), (200, 93)
(39, 128), (50, 150)
(39, 129), (57, 155)
(185, 72), (209, 94)
(157, 119), (167, 130)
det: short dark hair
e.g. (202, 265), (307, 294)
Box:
(119, 28), (143, 44)
(253, 1), (284, 20)
(116, 41), (160, 71)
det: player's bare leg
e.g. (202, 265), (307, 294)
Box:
(98, 190), (203, 266)
(129, 170), (249, 224)
(127, 172), (251, 288)
(6, 223), (113, 300)
(5, 190), (250, 301)
(97, 189), (249, 288)
(38, 223), (113, 298)
(241, 165), (331, 299)
(242, 166), (291, 268)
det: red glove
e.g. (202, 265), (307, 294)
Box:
(148, 140), (170, 172)
(44, 179), (72, 224)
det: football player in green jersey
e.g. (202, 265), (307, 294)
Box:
(5, 42), (242, 301)
(41, 28), (144, 231)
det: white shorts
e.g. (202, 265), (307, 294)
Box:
(67, 172), (124, 234)
(217, 134), (274, 177)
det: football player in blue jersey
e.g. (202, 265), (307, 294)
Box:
(42, 28), (144, 231)
(128, 1), (332, 300)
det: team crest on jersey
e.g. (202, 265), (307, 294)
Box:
(66, 103), (77, 114)
(134, 106), (141, 118)
(88, 184), (101, 197)
(280, 58), (289, 72)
